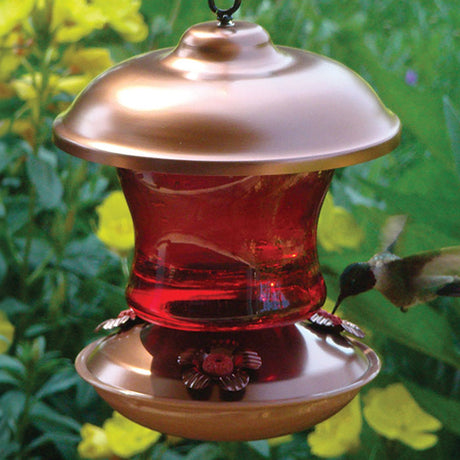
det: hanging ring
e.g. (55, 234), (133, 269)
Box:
(208, 0), (242, 26)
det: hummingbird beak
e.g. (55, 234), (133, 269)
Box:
(332, 293), (344, 315)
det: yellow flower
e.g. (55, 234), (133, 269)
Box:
(103, 412), (161, 458)
(165, 435), (183, 446)
(0, 0), (35, 37)
(307, 396), (362, 458)
(57, 47), (114, 94)
(92, 0), (148, 42)
(317, 192), (364, 252)
(11, 75), (37, 100)
(78, 413), (161, 459)
(62, 47), (113, 77)
(50, 0), (105, 43)
(363, 383), (442, 450)
(12, 73), (62, 101)
(96, 191), (135, 254)
(12, 52), (113, 102)
(0, 52), (21, 82)
(55, 75), (94, 95)
(0, 311), (14, 354)
(78, 424), (112, 459)
(267, 435), (293, 446)
(0, 32), (29, 82)
(10, 119), (36, 145)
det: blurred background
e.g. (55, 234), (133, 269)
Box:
(0, 0), (459, 458)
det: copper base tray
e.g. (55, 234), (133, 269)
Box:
(75, 323), (379, 441)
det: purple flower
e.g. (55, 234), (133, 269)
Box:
(405, 70), (418, 86)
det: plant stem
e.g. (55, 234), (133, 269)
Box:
(219, 442), (240, 460)
(15, 357), (35, 460)
(16, 393), (32, 460)
(384, 438), (400, 459)
(26, 248), (54, 286)
(19, 186), (37, 302)
(121, 256), (130, 280)
(19, 47), (48, 303)
(150, 442), (167, 460)
(15, 32), (54, 455)
(169, 0), (182, 27)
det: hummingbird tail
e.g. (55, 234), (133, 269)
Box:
(437, 281), (460, 297)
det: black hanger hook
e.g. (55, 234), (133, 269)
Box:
(208, 0), (242, 26)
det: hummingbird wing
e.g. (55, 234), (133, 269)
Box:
(416, 247), (460, 298)
(386, 247), (460, 278)
(381, 247), (460, 307)
(411, 246), (460, 277)
(380, 215), (407, 253)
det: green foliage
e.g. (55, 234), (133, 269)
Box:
(404, 380), (460, 437)
(0, 0), (459, 459)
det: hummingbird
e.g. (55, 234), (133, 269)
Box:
(333, 215), (460, 313)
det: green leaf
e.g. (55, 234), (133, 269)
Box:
(30, 400), (81, 433)
(0, 355), (26, 380)
(0, 438), (19, 460)
(79, 174), (109, 206)
(0, 194), (5, 218)
(443, 96), (460, 177)
(140, 0), (171, 17)
(247, 440), (271, 458)
(0, 144), (6, 173)
(61, 235), (110, 277)
(0, 144), (15, 173)
(24, 324), (51, 338)
(27, 431), (80, 451)
(25, 148), (63, 210)
(4, 195), (30, 234)
(75, 380), (99, 410)
(31, 335), (46, 360)
(0, 420), (11, 444)
(16, 237), (54, 270)
(0, 250), (6, 283)
(185, 443), (221, 460)
(36, 367), (80, 399)
(345, 40), (451, 166)
(274, 440), (312, 460)
(150, 444), (184, 460)
(0, 390), (26, 421)
(404, 380), (460, 436)
(0, 370), (20, 387)
(52, 433), (81, 460)
(78, 277), (126, 310)
(342, 291), (460, 368)
(359, 179), (460, 241)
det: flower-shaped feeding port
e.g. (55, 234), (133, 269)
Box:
(178, 339), (262, 397)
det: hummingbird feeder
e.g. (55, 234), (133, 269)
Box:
(53, 0), (400, 441)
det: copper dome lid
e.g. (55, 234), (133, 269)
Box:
(53, 20), (401, 175)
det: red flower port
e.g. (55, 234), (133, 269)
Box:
(177, 339), (262, 393)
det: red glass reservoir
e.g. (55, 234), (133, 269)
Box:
(119, 169), (333, 331)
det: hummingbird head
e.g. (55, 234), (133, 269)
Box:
(332, 262), (376, 314)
